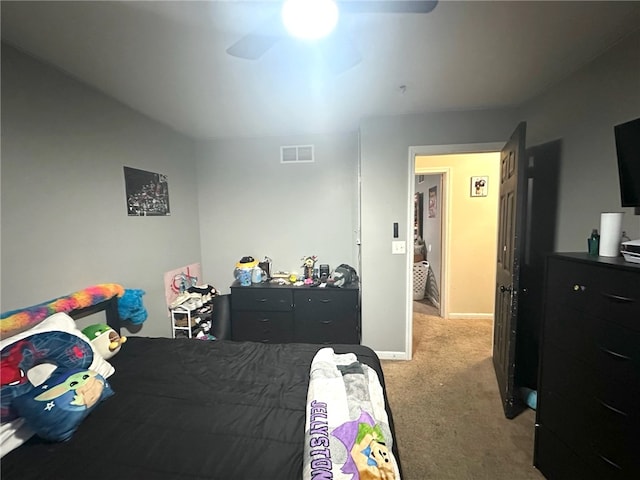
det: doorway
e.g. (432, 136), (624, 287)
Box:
(406, 143), (503, 359)
(413, 173), (443, 317)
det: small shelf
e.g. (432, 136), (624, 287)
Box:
(170, 301), (214, 339)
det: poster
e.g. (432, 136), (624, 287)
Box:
(164, 263), (201, 313)
(428, 186), (437, 218)
(124, 166), (170, 216)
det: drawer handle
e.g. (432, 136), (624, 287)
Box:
(596, 398), (628, 417)
(600, 292), (634, 304)
(259, 318), (270, 323)
(598, 345), (631, 361)
(598, 454), (622, 471)
(572, 284), (586, 292)
(255, 298), (268, 303)
(320, 299), (332, 303)
(321, 320), (332, 325)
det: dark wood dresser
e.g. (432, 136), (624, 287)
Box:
(534, 253), (640, 479)
(230, 282), (360, 344)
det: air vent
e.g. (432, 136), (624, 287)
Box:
(281, 144), (314, 164)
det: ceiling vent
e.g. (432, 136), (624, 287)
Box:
(281, 144), (314, 164)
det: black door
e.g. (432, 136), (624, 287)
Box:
(493, 122), (527, 419)
(515, 140), (561, 391)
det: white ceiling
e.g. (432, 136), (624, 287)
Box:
(2, 1), (640, 140)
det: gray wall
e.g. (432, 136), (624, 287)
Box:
(195, 134), (359, 293)
(360, 109), (518, 354)
(519, 28), (640, 248)
(2, 27), (637, 353)
(1, 45), (201, 337)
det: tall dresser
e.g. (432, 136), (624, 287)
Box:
(534, 253), (640, 479)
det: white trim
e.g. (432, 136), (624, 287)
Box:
(375, 351), (410, 361)
(406, 142), (503, 361)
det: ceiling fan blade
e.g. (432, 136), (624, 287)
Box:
(226, 34), (282, 60)
(337, 0), (438, 14)
(226, 13), (285, 60)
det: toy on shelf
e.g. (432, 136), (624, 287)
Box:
(82, 324), (127, 360)
(301, 255), (318, 279)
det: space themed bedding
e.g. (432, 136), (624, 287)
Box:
(1, 309), (401, 479)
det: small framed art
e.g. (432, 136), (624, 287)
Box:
(470, 176), (488, 197)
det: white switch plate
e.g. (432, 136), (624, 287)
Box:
(391, 240), (406, 254)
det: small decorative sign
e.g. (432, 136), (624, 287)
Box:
(470, 176), (488, 197)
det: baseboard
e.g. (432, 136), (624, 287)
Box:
(447, 313), (494, 320)
(375, 351), (410, 360)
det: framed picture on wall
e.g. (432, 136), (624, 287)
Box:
(124, 166), (171, 216)
(428, 186), (437, 218)
(471, 176), (489, 197)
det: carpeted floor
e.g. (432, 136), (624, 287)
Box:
(381, 303), (544, 479)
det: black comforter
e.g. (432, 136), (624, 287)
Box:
(2, 337), (400, 479)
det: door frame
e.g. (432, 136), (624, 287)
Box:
(406, 142), (504, 359)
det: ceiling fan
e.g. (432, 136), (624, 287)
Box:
(226, 0), (438, 74)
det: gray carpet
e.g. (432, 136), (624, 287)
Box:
(381, 304), (544, 479)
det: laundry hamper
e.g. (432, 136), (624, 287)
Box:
(413, 261), (429, 300)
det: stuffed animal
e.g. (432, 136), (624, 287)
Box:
(118, 288), (148, 325)
(82, 324), (126, 360)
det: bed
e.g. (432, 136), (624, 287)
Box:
(1, 289), (402, 479)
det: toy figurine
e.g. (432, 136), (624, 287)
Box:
(82, 324), (127, 360)
(301, 255), (318, 280)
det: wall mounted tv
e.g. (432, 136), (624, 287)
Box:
(614, 117), (640, 209)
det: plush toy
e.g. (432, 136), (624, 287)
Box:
(118, 289), (148, 325)
(81, 324), (126, 360)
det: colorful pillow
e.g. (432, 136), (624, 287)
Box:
(1, 331), (94, 423)
(0, 312), (115, 380)
(12, 369), (113, 442)
(0, 313), (115, 453)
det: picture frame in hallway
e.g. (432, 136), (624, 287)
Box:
(470, 176), (488, 197)
(428, 186), (437, 218)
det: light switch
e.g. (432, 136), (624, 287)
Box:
(392, 240), (406, 255)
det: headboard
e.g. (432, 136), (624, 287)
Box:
(68, 296), (121, 333)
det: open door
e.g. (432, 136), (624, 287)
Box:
(493, 122), (527, 419)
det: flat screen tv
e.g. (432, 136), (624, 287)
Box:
(614, 117), (640, 208)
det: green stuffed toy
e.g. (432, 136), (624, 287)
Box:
(82, 324), (127, 360)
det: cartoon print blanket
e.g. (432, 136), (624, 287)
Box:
(304, 347), (401, 480)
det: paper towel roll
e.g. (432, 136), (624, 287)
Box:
(599, 212), (624, 257)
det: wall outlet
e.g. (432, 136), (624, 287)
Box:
(391, 240), (406, 255)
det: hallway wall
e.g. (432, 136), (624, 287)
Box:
(416, 152), (500, 318)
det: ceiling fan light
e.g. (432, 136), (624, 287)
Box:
(281, 0), (339, 40)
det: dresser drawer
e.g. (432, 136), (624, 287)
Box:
(545, 258), (602, 313)
(294, 316), (359, 344)
(539, 344), (640, 475)
(231, 311), (294, 343)
(539, 388), (640, 478)
(293, 289), (359, 344)
(231, 287), (293, 312)
(544, 305), (640, 389)
(293, 289), (358, 312)
(593, 268), (640, 331)
(535, 425), (602, 480)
